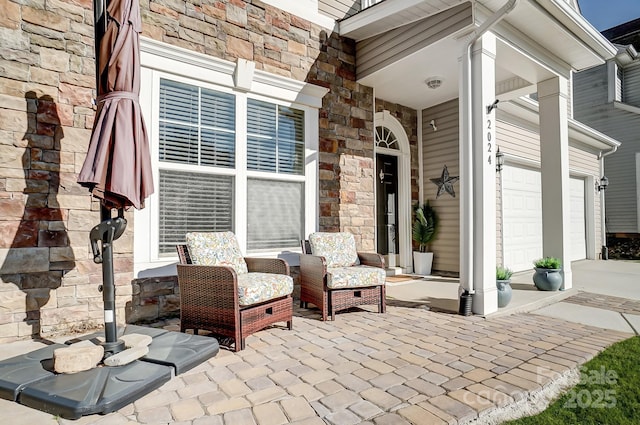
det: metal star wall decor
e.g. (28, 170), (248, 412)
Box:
(430, 165), (459, 198)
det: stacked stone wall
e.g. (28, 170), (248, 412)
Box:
(0, 0), (136, 342)
(0, 0), (374, 339)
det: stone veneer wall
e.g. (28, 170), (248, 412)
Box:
(0, 0), (136, 342)
(0, 0), (374, 339)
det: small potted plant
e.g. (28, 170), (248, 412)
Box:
(496, 265), (513, 307)
(532, 256), (563, 291)
(412, 201), (438, 275)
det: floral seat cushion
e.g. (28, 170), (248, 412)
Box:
(185, 231), (292, 306)
(326, 266), (386, 289)
(309, 232), (359, 267)
(237, 273), (293, 306)
(186, 231), (248, 274)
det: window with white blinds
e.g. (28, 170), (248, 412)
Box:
(157, 78), (236, 254)
(158, 170), (234, 254)
(247, 179), (304, 250)
(159, 79), (235, 168)
(155, 77), (309, 254)
(247, 99), (305, 175)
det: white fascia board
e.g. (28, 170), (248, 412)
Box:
(542, 0), (617, 60)
(140, 37), (329, 107)
(492, 22), (571, 78)
(568, 118), (620, 150)
(140, 37), (235, 88)
(616, 45), (640, 67)
(501, 97), (621, 150)
(613, 101), (640, 115)
(338, 0), (427, 39)
(253, 70), (329, 108)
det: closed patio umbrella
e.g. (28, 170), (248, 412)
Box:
(79, 0), (153, 210)
(79, 0), (153, 354)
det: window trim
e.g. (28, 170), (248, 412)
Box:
(135, 38), (327, 278)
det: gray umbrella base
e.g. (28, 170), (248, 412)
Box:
(0, 327), (219, 419)
(20, 360), (171, 419)
(66, 325), (220, 375)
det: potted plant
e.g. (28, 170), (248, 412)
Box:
(532, 256), (563, 291)
(496, 266), (513, 307)
(412, 201), (438, 275)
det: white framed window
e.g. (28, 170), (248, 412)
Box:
(135, 39), (327, 277)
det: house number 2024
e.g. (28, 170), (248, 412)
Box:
(487, 119), (492, 165)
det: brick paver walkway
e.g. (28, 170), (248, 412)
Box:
(1, 304), (632, 425)
(563, 291), (640, 315)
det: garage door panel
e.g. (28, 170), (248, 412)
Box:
(503, 166), (587, 271)
(569, 178), (586, 261)
(503, 166), (542, 272)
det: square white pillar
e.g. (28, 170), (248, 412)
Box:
(538, 76), (572, 289)
(470, 33), (498, 315)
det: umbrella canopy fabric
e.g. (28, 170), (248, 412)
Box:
(79, 0), (153, 210)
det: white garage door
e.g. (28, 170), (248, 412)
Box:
(502, 166), (587, 271)
(502, 166), (542, 272)
(569, 178), (586, 261)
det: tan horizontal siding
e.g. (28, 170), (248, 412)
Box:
(422, 99), (460, 273)
(318, 0), (360, 20)
(357, 3), (472, 80)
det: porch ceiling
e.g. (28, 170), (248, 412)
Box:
(357, 34), (552, 111)
(345, 0), (616, 111)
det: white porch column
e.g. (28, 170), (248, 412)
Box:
(537, 76), (572, 289)
(469, 33), (498, 315)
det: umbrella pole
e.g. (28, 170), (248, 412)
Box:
(91, 0), (125, 357)
(89, 206), (127, 356)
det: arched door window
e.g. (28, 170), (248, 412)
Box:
(374, 111), (411, 271)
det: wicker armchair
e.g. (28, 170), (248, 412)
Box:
(300, 232), (386, 321)
(176, 232), (293, 352)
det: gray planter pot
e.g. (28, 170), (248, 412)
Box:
(533, 267), (563, 291)
(496, 279), (512, 307)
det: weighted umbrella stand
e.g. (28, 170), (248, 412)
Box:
(90, 205), (127, 356)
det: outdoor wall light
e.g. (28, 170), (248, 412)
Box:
(596, 176), (609, 192)
(379, 168), (385, 183)
(495, 147), (505, 172)
(429, 119), (437, 131)
(486, 99), (499, 114)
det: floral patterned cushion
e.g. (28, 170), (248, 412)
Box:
(309, 232), (359, 268)
(185, 231), (248, 275)
(237, 273), (293, 306)
(326, 266), (386, 289)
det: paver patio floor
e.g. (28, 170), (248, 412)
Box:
(1, 300), (632, 425)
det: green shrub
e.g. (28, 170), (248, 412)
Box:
(533, 256), (561, 269)
(496, 266), (513, 280)
(412, 202), (438, 252)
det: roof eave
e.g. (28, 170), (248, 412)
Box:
(501, 97), (621, 151)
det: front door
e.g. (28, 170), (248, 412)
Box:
(376, 154), (399, 267)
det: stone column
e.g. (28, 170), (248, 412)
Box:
(538, 76), (572, 290)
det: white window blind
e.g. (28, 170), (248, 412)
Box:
(247, 179), (304, 250)
(158, 169), (234, 254)
(159, 79), (235, 168)
(157, 78), (236, 255)
(247, 99), (304, 175)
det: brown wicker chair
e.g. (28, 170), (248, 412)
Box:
(299, 233), (386, 321)
(176, 240), (293, 352)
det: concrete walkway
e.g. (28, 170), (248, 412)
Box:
(0, 260), (637, 424)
